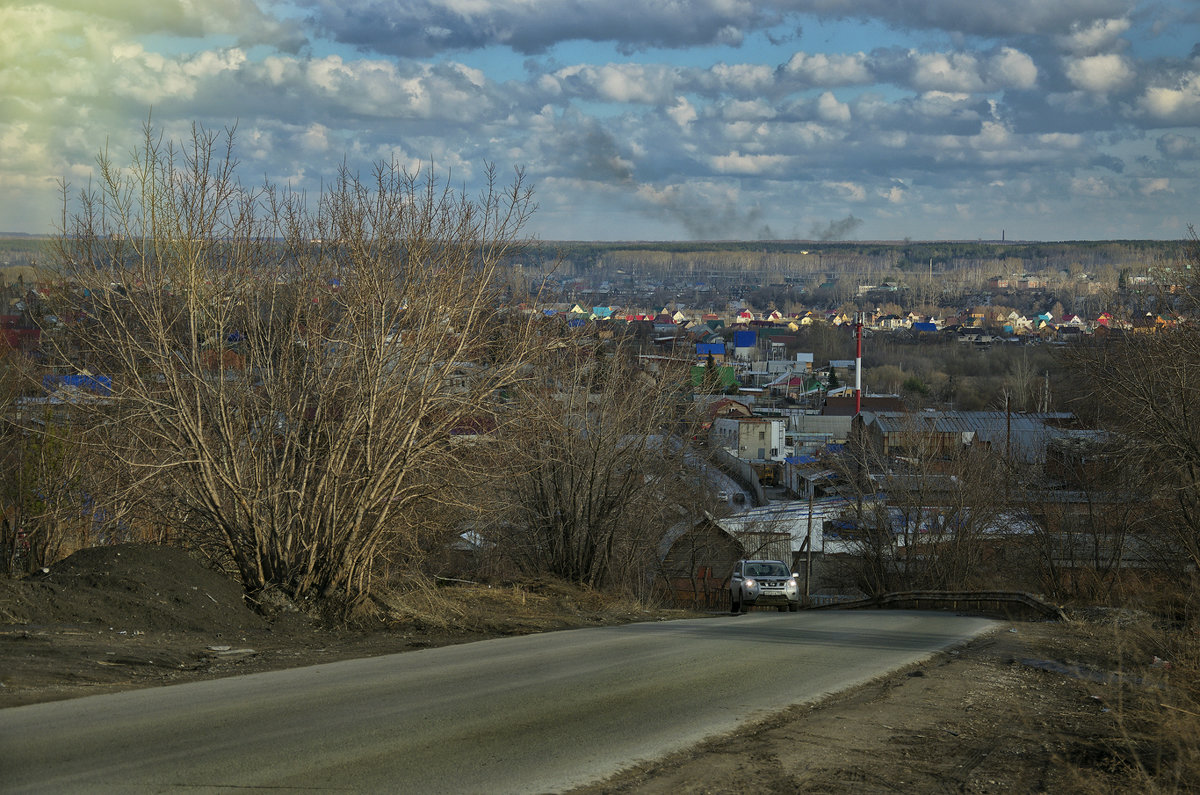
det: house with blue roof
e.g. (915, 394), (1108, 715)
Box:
(696, 341), (726, 363)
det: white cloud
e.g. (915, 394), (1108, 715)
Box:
(815, 91), (851, 123)
(909, 52), (985, 92)
(972, 120), (1013, 150)
(793, 0), (1131, 37)
(1157, 133), (1200, 159)
(849, 46), (1036, 94)
(298, 0), (1134, 55)
(107, 45), (246, 104)
(1064, 53), (1134, 93)
(553, 63), (678, 104)
(1055, 17), (1131, 54)
(911, 91), (975, 117)
(299, 123), (331, 153)
(1138, 73), (1200, 124)
(707, 63), (775, 94)
(985, 48), (1038, 90)
(781, 52), (872, 86)
(2, 0), (1195, 241)
(1035, 133), (1085, 149)
(825, 181), (866, 201)
(1070, 176), (1115, 197)
(1138, 177), (1171, 195)
(721, 121), (771, 143)
(31, 0), (302, 49)
(241, 55), (500, 120)
(593, 64), (674, 104)
(773, 120), (842, 148)
(0, 122), (50, 175)
(709, 151), (792, 174)
(667, 96), (698, 128)
(300, 0), (766, 56)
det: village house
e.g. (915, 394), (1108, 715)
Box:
(710, 416), (787, 462)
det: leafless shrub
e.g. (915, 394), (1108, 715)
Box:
(45, 121), (539, 613)
(482, 338), (704, 596)
(1060, 227), (1200, 598)
(829, 413), (1008, 594)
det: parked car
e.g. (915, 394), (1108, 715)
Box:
(729, 559), (800, 613)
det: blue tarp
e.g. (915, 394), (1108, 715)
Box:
(784, 455), (819, 465)
(43, 374), (112, 396)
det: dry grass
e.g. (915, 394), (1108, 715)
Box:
(370, 576), (694, 636)
(1105, 625), (1200, 792)
(1052, 606), (1200, 793)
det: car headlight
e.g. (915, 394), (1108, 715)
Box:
(744, 578), (757, 590)
(786, 578), (798, 591)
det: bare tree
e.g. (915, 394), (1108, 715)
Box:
(485, 338), (702, 594)
(1064, 227), (1200, 584)
(0, 411), (78, 574)
(47, 122), (539, 612)
(1017, 436), (1146, 602)
(830, 413), (1007, 594)
(0, 351), (119, 574)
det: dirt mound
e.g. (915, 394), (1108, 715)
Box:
(1, 544), (267, 633)
(0, 547), (700, 708)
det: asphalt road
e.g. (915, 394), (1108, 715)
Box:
(1, 610), (996, 793)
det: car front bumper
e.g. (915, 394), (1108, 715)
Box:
(745, 589), (799, 606)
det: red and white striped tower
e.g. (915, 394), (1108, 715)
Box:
(855, 312), (863, 414)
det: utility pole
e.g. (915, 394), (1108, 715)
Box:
(1005, 389), (1012, 502)
(805, 491), (814, 604)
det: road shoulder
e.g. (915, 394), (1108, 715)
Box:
(572, 619), (1140, 793)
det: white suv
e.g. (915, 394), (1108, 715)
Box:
(729, 559), (800, 613)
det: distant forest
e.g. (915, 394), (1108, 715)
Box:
(3, 235), (1186, 303)
(524, 239), (1183, 280)
(513, 238), (1187, 319)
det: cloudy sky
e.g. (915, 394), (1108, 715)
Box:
(3, 1), (1200, 241)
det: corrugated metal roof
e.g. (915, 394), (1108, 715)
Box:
(862, 410), (1096, 463)
(719, 497), (852, 532)
(868, 410), (1073, 433)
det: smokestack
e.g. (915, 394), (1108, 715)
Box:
(855, 313), (863, 414)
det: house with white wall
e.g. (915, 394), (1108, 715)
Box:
(710, 416), (787, 462)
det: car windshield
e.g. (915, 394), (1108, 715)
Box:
(749, 562), (788, 577)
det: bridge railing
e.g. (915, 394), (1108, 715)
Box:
(810, 590), (1066, 621)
